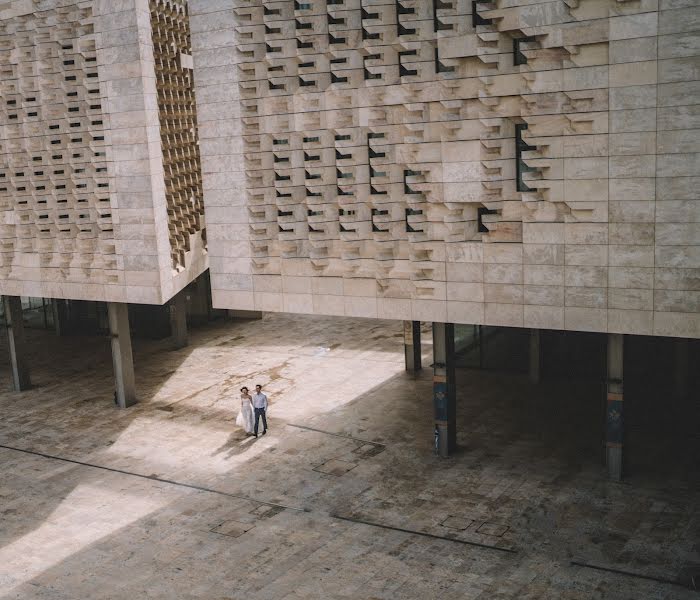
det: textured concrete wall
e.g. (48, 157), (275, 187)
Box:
(190, 0), (699, 337)
(0, 0), (206, 304)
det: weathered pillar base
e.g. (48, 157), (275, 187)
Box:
(2, 295), (31, 391)
(433, 322), (456, 457)
(170, 292), (188, 349)
(404, 320), (422, 372)
(108, 302), (137, 409)
(606, 333), (624, 481)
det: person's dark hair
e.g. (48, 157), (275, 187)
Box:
(240, 387), (248, 393)
(255, 384), (262, 389)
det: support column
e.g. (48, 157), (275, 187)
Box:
(108, 302), (136, 409)
(170, 292), (188, 349)
(478, 325), (485, 369)
(189, 274), (211, 325)
(51, 299), (69, 336)
(674, 337), (689, 401)
(2, 296), (31, 391)
(433, 322), (456, 457)
(70, 300), (91, 333)
(403, 320), (421, 372)
(529, 329), (541, 384)
(606, 333), (624, 481)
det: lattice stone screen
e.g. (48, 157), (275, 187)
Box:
(0, 0), (206, 304)
(191, 0), (700, 338)
(150, 0), (205, 270)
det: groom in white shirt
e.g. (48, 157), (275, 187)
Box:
(252, 384), (268, 437)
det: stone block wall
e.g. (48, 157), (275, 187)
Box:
(0, 0), (206, 304)
(191, 0), (699, 338)
(191, 0), (700, 337)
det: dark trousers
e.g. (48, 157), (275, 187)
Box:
(254, 407), (267, 435)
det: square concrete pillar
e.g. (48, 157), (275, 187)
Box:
(189, 271), (213, 325)
(606, 333), (624, 481)
(170, 292), (188, 350)
(108, 302), (137, 409)
(433, 322), (456, 457)
(404, 320), (422, 372)
(2, 295), (31, 391)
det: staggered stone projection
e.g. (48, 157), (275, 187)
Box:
(0, 3), (113, 288)
(192, 0), (700, 337)
(0, 0), (207, 304)
(150, 0), (205, 270)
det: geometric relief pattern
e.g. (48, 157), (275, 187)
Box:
(193, 0), (700, 337)
(0, 3), (115, 284)
(150, 0), (205, 270)
(237, 0), (606, 283)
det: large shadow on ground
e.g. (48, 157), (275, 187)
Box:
(0, 311), (406, 567)
(3, 355), (699, 598)
(0, 319), (212, 561)
(1, 317), (698, 598)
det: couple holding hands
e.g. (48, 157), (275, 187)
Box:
(236, 384), (268, 437)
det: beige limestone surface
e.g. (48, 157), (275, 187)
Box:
(0, 313), (698, 598)
(0, 0), (206, 304)
(191, 0), (700, 337)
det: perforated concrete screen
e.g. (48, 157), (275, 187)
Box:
(191, 0), (700, 338)
(150, 0), (205, 270)
(0, 0), (206, 304)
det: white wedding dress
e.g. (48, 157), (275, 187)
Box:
(236, 396), (255, 434)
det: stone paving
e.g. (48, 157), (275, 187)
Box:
(0, 314), (698, 599)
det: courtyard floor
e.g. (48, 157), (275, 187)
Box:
(0, 313), (698, 599)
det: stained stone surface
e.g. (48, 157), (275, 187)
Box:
(313, 458), (358, 476)
(190, 0), (700, 338)
(211, 520), (255, 538)
(0, 313), (698, 599)
(0, 0), (206, 304)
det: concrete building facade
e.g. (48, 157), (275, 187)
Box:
(0, 0), (206, 305)
(189, 0), (700, 340)
(0, 0), (208, 403)
(1, 0), (698, 480)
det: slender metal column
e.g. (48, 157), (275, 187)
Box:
(606, 333), (624, 481)
(478, 325), (485, 369)
(2, 295), (31, 391)
(529, 329), (541, 384)
(108, 302), (137, 409)
(674, 337), (689, 401)
(52, 299), (70, 336)
(404, 320), (422, 372)
(433, 322), (456, 457)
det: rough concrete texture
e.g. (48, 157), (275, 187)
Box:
(0, 314), (698, 599)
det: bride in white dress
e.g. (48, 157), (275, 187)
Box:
(236, 387), (255, 435)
